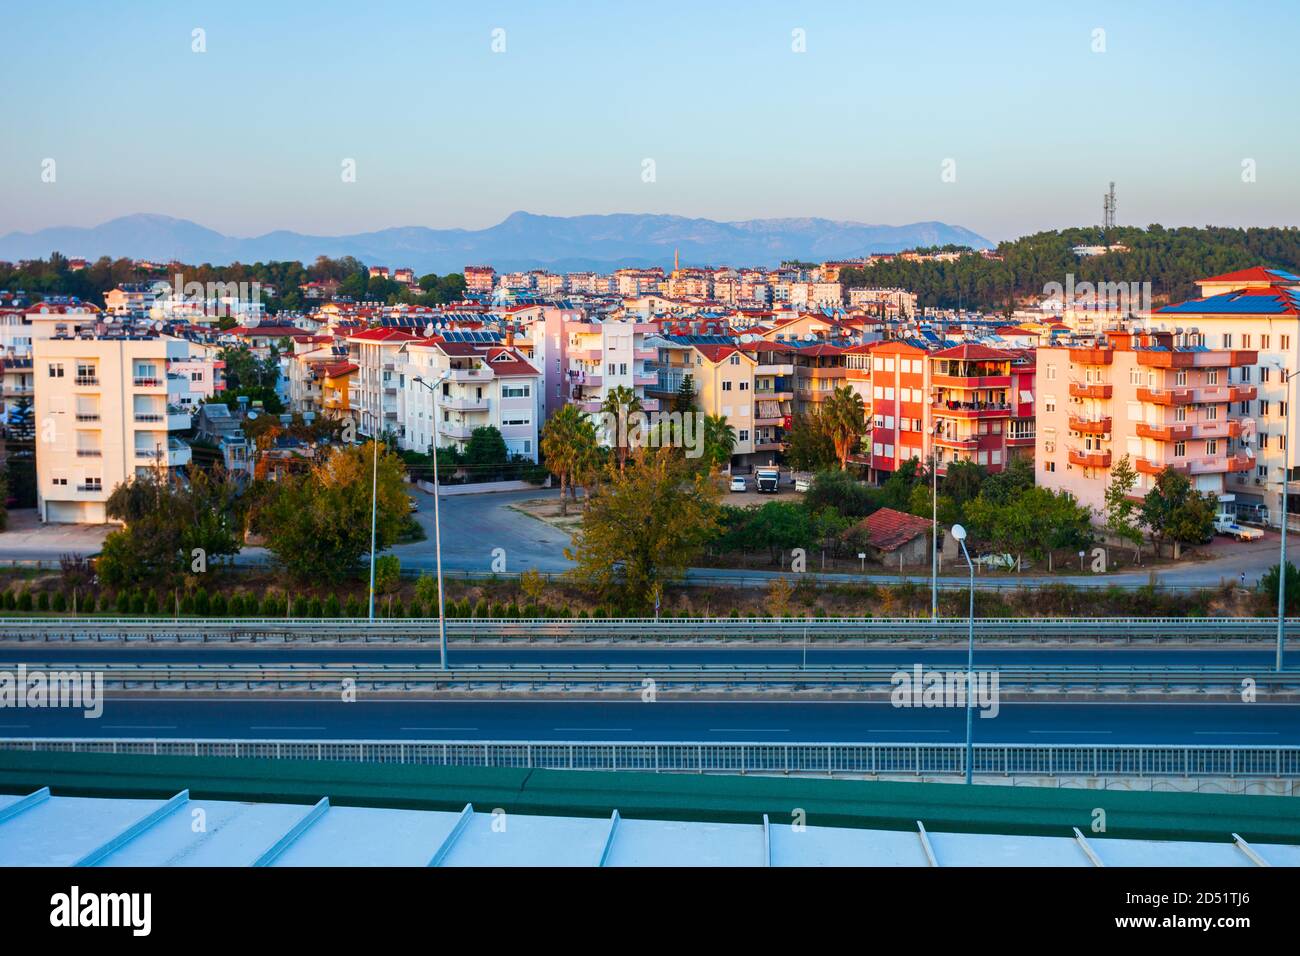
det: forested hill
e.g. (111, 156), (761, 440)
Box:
(840, 225), (1300, 312)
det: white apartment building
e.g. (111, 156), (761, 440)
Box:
(345, 328), (421, 438)
(398, 340), (542, 461)
(34, 334), (196, 523)
(564, 319), (660, 418)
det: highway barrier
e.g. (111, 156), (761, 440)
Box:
(0, 616), (1296, 645)
(3, 737), (1297, 780)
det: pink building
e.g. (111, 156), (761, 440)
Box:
(1035, 329), (1256, 514)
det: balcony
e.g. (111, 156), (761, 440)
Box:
(1068, 447), (1112, 469)
(756, 363), (796, 376)
(438, 422), (475, 440)
(1135, 348), (1257, 369)
(1135, 422), (1193, 442)
(1006, 432), (1035, 446)
(1068, 415), (1111, 435)
(934, 435), (979, 450)
(1136, 386), (1193, 406)
(447, 367), (489, 383)
(934, 402), (1012, 419)
(134, 412), (165, 423)
(136, 440), (191, 467)
(441, 396), (490, 412)
(1135, 457), (1179, 476)
(1068, 382), (1112, 399)
(75, 483), (105, 494)
(133, 376), (164, 388)
(75, 449), (102, 458)
(168, 411), (192, 430)
(1229, 385), (1257, 402)
(73, 375), (99, 387)
(1191, 420), (1242, 440)
(74, 413), (101, 423)
(634, 374), (657, 387)
(932, 374), (1012, 390)
(1068, 346), (1113, 365)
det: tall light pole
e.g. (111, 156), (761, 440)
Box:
(1277, 368), (1300, 672)
(367, 419), (379, 621)
(930, 408), (945, 622)
(951, 523), (975, 784)
(414, 371), (451, 669)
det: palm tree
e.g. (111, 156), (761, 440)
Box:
(702, 414), (736, 470)
(600, 385), (643, 471)
(821, 385), (867, 470)
(540, 404), (599, 515)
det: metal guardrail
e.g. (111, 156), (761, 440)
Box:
(7, 661), (1293, 692)
(0, 616), (1295, 645)
(3, 737), (1298, 779)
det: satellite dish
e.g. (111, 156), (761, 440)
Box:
(247, 411), (259, 420)
(424, 323), (435, 337)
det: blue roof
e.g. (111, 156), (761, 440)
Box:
(1158, 291), (1295, 315)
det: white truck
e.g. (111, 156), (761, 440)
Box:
(1214, 513), (1264, 542)
(755, 467), (781, 494)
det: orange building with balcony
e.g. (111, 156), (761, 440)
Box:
(1035, 329), (1256, 516)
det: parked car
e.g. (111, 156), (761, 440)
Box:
(755, 467), (781, 493)
(408, 497), (420, 513)
(729, 475), (748, 493)
(1213, 513), (1263, 541)
(794, 475), (812, 493)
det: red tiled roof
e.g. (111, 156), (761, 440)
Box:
(484, 347), (539, 377)
(693, 343), (740, 363)
(346, 327), (421, 343)
(1198, 266), (1297, 285)
(930, 343), (1014, 361)
(851, 507), (933, 553)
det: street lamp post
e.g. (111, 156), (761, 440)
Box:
(414, 372), (452, 669)
(367, 424), (379, 621)
(1278, 368), (1300, 672)
(952, 523), (976, 784)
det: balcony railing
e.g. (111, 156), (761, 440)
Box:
(1068, 415), (1111, 435)
(1136, 386), (1193, 406)
(74, 375), (99, 386)
(75, 483), (103, 493)
(75, 449), (102, 458)
(1068, 382), (1112, 399)
(133, 376), (163, 388)
(74, 413), (100, 423)
(1135, 422), (1193, 442)
(1068, 447), (1112, 469)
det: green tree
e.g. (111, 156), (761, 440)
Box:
(540, 404), (600, 514)
(1261, 562), (1300, 613)
(566, 446), (722, 610)
(701, 414), (737, 471)
(784, 411), (837, 472)
(820, 386), (868, 469)
(672, 374), (697, 413)
(1104, 454), (1144, 560)
(1140, 467), (1215, 558)
(256, 441), (408, 582)
(374, 554), (401, 594)
(600, 385), (643, 471)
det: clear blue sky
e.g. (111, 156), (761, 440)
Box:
(2, 0), (1297, 241)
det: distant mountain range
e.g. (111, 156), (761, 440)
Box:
(0, 212), (994, 274)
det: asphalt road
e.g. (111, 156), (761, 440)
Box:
(2, 487), (1291, 590)
(5, 699), (1296, 745)
(0, 645), (1286, 668)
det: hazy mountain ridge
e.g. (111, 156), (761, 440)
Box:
(0, 211), (994, 274)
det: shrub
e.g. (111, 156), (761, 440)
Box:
(180, 594), (195, 615)
(193, 588), (210, 616)
(324, 594), (341, 617)
(474, 599), (489, 619)
(146, 590), (161, 615)
(52, 591), (67, 613)
(210, 593), (228, 616)
(344, 595), (363, 618)
(130, 591), (145, 614)
(3, 590), (15, 611)
(292, 595), (308, 617)
(307, 596), (323, 618)
(37, 591), (50, 612)
(115, 590), (130, 614)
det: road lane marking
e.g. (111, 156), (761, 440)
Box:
(1193, 731), (1280, 736)
(866, 729), (951, 734)
(249, 725), (326, 731)
(102, 725), (177, 730)
(1030, 730), (1112, 735)
(553, 727), (633, 732)
(708, 728), (791, 733)
(400, 726), (479, 731)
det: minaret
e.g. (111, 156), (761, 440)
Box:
(674, 248), (679, 273)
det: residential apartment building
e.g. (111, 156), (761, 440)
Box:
(1034, 328), (1256, 516)
(565, 320), (659, 416)
(399, 339), (541, 461)
(345, 328), (421, 438)
(1152, 267), (1300, 525)
(34, 334), (195, 523)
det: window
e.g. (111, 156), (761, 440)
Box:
(1206, 439), (1218, 456)
(1207, 370), (1218, 385)
(1174, 406), (1187, 422)
(1044, 460), (1056, 473)
(1244, 334), (1252, 348)
(1045, 396), (1056, 413)
(48, 363), (64, 378)
(1261, 367), (1271, 383)
(1174, 441), (1186, 457)
(739, 381), (749, 391)
(738, 429), (749, 442)
(1046, 364), (1056, 381)
(1262, 400), (1271, 417)
(722, 381), (732, 391)
(501, 384), (530, 398)
(1263, 335), (1271, 349)
(1176, 370), (1187, 386)
(1223, 333), (1233, 348)
(1284, 336), (1291, 350)
(501, 414), (531, 427)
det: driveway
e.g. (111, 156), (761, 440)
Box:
(0, 509), (112, 563)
